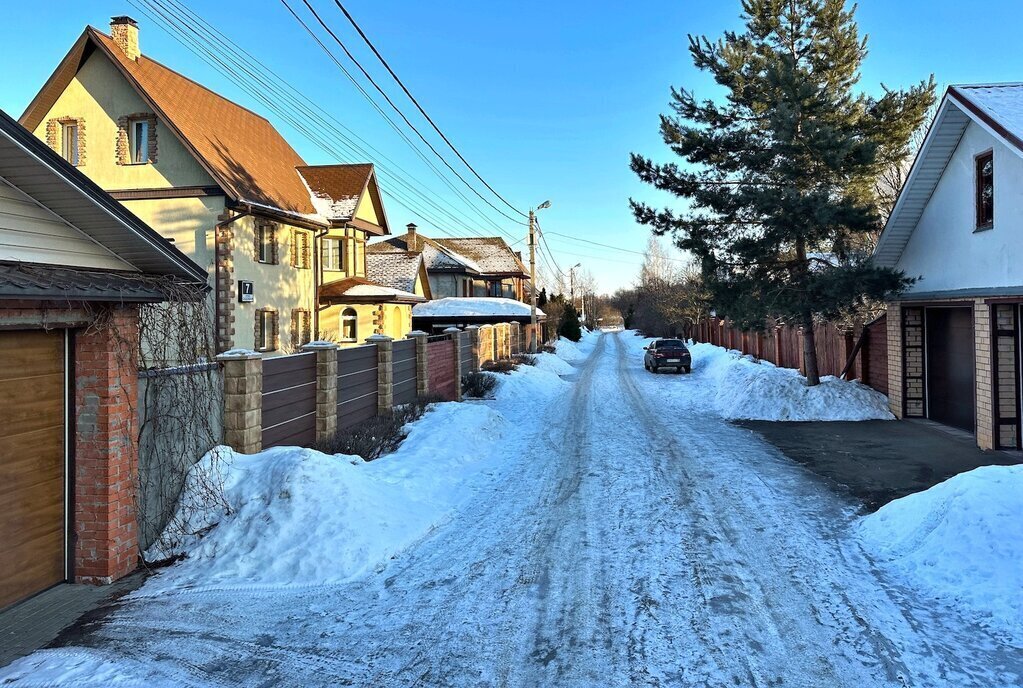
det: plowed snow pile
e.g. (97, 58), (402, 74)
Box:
(143, 364), (569, 595)
(859, 465), (1023, 642)
(687, 342), (893, 421)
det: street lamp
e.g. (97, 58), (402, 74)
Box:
(528, 200), (552, 352)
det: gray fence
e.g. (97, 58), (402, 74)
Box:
(392, 338), (418, 406)
(337, 344), (378, 430)
(261, 352), (317, 448)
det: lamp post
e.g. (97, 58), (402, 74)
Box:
(528, 200), (551, 353)
(568, 263), (582, 310)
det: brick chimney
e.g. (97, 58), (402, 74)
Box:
(406, 223), (418, 249)
(110, 16), (140, 61)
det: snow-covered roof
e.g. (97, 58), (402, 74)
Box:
(366, 252), (424, 295)
(319, 276), (425, 304)
(412, 297), (542, 318)
(368, 232), (481, 273)
(431, 237), (528, 276)
(875, 84), (1023, 268)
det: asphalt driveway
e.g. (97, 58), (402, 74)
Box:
(736, 418), (1021, 510)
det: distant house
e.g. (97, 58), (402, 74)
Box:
(411, 297), (544, 335)
(0, 108), (206, 607)
(875, 83), (1023, 451)
(368, 223), (530, 300)
(21, 17), (416, 352)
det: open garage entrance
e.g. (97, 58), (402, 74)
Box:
(925, 307), (975, 432)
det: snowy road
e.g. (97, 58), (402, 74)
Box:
(6, 332), (1022, 686)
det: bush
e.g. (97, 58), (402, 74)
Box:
(512, 353), (536, 367)
(482, 359), (518, 374)
(462, 371), (498, 398)
(315, 395), (442, 461)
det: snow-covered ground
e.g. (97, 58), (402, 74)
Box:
(859, 464), (1023, 644)
(2, 330), (1019, 686)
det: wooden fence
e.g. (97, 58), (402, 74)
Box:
(261, 352), (316, 448)
(337, 344), (378, 431)
(221, 324), (529, 453)
(427, 336), (458, 401)
(392, 338), (418, 406)
(694, 314), (888, 393)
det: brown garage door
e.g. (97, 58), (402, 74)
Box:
(0, 330), (66, 609)
(926, 307), (975, 432)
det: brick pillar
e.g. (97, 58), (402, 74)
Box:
(74, 305), (140, 584)
(467, 325), (481, 372)
(886, 302), (903, 418)
(445, 327), (464, 402)
(218, 350), (262, 454)
(974, 299), (995, 450)
(410, 331), (429, 398)
(302, 341), (338, 445)
(369, 334), (394, 414)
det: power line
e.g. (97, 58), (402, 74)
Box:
(543, 230), (692, 263)
(328, 0), (528, 220)
(287, 0), (526, 232)
(135, 0), (505, 239)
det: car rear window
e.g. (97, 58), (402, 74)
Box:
(658, 340), (685, 348)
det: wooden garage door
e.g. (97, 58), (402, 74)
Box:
(0, 330), (66, 609)
(926, 308), (975, 432)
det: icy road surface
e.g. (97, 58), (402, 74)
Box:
(5, 332), (1021, 686)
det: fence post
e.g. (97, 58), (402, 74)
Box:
(774, 326), (784, 366)
(218, 349), (263, 454)
(410, 330), (429, 398)
(445, 327), (463, 402)
(369, 334), (394, 415)
(842, 328), (856, 380)
(302, 341), (339, 445)
(467, 325), (481, 372)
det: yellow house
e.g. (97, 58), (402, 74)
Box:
(20, 16), (420, 353)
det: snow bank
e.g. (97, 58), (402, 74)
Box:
(553, 329), (600, 363)
(143, 402), (508, 594)
(529, 351), (575, 376)
(859, 465), (1023, 641)
(690, 342), (893, 421)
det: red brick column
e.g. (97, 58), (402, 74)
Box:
(74, 305), (140, 584)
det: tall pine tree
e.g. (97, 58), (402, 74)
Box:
(630, 0), (934, 384)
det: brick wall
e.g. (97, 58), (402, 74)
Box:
(427, 338), (457, 401)
(974, 299), (994, 450)
(74, 305), (141, 583)
(885, 302), (903, 418)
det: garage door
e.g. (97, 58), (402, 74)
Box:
(926, 308), (975, 432)
(0, 330), (66, 609)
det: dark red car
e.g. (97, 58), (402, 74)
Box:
(643, 339), (692, 374)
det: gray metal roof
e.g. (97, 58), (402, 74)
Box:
(0, 108), (207, 284)
(0, 261), (172, 302)
(892, 285), (1023, 302)
(365, 252), (423, 294)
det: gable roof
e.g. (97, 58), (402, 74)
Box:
(297, 164), (389, 234)
(431, 237), (528, 277)
(0, 107), (206, 285)
(365, 251), (427, 296)
(875, 84), (1023, 268)
(368, 233), (481, 273)
(22, 26), (388, 230)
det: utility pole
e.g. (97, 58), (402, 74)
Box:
(528, 208), (538, 353)
(528, 200), (551, 353)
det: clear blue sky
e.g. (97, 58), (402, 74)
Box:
(2, 1), (1021, 292)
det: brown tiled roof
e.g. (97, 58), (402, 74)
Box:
(22, 27), (333, 222)
(297, 163), (388, 233)
(432, 237), (528, 276)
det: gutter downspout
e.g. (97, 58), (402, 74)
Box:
(313, 227), (330, 340)
(214, 207), (251, 352)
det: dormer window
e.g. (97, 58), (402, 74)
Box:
(976, 151), (994, 230)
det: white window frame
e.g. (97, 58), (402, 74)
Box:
(61, 122), (79, 166)
(258, 309), (278, 351)
(323, 237), (344, 272)
(340, 308), (358, 342)
(129, 118), (150, 164)
(257, 224), (274, 264)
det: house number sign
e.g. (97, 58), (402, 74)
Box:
(239, 280), (254, 303)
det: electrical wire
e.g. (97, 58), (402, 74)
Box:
(328, 0), (528, 219)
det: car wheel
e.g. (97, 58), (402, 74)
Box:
(684, 366), (691, 374)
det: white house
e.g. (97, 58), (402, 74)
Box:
(875, 83), (1023, 450)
